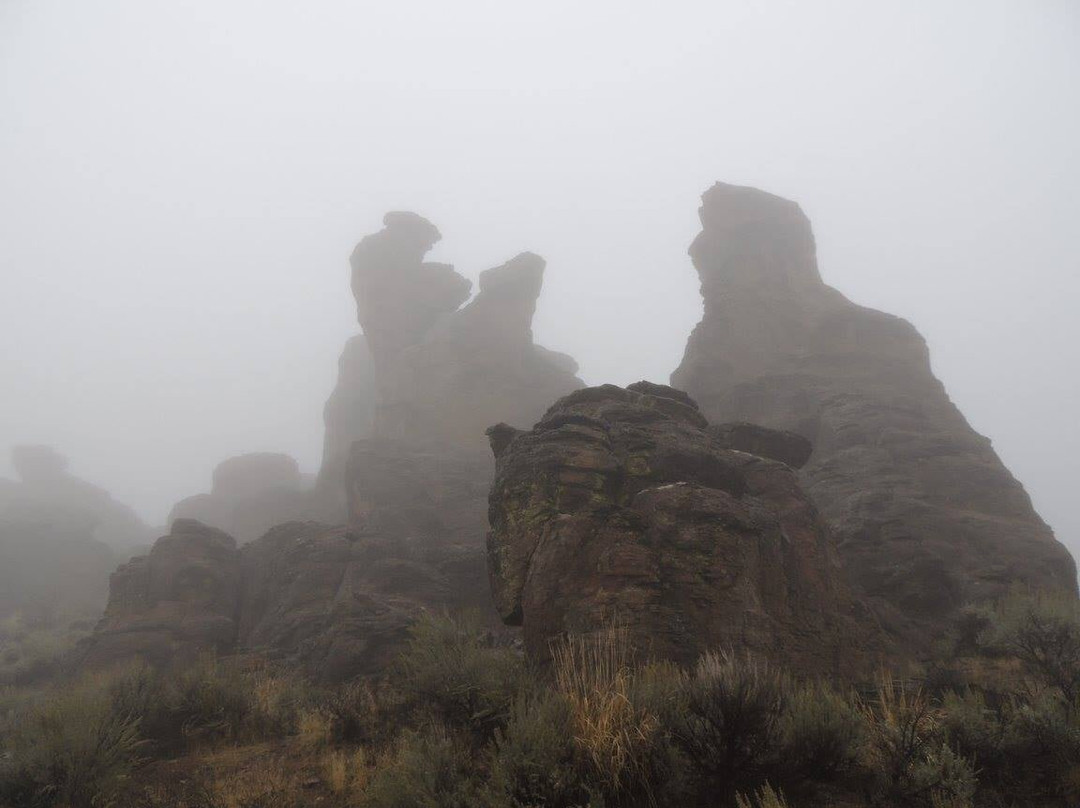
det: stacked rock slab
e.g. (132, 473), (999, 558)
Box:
(486, 383), (877, 673)
(671, 182), (1077, 643)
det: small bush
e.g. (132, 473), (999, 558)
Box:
(363, 728), (486, 808)
(672, 650), (787, 798)
(0, 680), (141, 808)
(779, 680), (864, 784)
(859, 674), (975, 807)
(489, 690), (589, 808)
(978, 590), (1080, 700)
(398, 614), (524, 739)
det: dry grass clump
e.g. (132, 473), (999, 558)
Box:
(551, 624), (667, 806)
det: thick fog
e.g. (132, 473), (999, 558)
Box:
(1, 2), (1077, 555)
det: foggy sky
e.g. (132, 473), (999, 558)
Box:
(2, 2), (1078, 558)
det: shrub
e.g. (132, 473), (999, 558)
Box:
(0, 680), (141, 808)
(671, 650), (787, 798)
(978, 590), (1080, 700)
(398, 614), (524, 739)
(998, 689), (1080, 803)
(488, 690), (589, 808)
(779, 680), (864, 784)
(363, 727), (486, 808)
(859, 673), (975, 807)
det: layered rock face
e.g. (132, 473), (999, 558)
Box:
(82, 519), (477, 681)
(486, 383), (875, 673)
(82, 520), (240, 669)
(168, 452), (312, 543)
(350, 213), (583, 450)
(672, 182), (1077, 641)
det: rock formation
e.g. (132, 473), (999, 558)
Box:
(350, 213), (583, 450)
(671, 182), (1077, 643)
(0, 446), (154, 623)
(81, 518), (484, 680)
(486, 383), (875, 673)
(168, 452), (312, 543)
(81, 519), (241, 669)
(315, 334), (377, 521)
(83, 212), (588, 680)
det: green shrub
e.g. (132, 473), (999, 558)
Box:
(398, 614), (524, 739)
(978, 590), (1080, 700)
(0, 680), (141, 808)
(671, 650), (787, 798)
(363, 727), (487, 808)
(859, 674), (975, 807)
(779, 680), (864, 784)
(488, 690), (589, 808)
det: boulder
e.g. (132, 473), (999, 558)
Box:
(671, 182), (1077, 643)
(486, 383), (876, 673)
(80, 520), (241, 669)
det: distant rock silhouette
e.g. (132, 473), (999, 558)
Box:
(168, 452), (311, 543)
(0, 446), (154, 623)
(486, 383), (878, 673)
(671, 181), (1077, 643)
(351, 213), (583, 450)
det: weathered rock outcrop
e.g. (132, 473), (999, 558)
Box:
(350, 214), (583, 450)
(486, 383), (876, 673)
(82, 518), (485, 681)
(82, 212), (584, 680)
(671, 182), (1077, 643)
(168, 452), (312, 543)
(81, 519), (241, 669)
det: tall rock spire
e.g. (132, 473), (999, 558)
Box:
(672, 181), (1076, 643)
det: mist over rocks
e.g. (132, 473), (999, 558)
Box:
(314, 334), (377, 522)
(672, 181), (1077, 642)
(168, 452), (314, 544)
(80, 519), (241, 670)
(485, 382), (878, 673)
(351, 215), (584, 450)
(81, 516), (491, 681)
(0, 446), (155, 623)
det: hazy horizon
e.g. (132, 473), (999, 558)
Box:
(2, 2), (1077, 559)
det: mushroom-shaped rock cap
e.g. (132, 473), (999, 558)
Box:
(381, 211), (442, 254)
